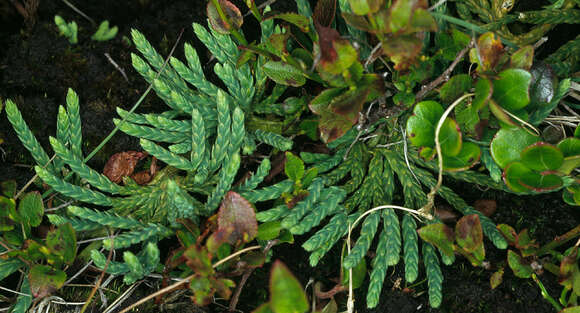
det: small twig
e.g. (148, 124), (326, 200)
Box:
(501, 106), (540, 136)
(102, 282), (141, 313)
(533, 37), (548, 50)
(415, 40), (474, 102)
(104, 53), (129, 83)
(80, 230), (114, 313)
(314, 284), (346, 299)
(60, 0), (96, 26)
(243, 0), (276, 17)
(562, 102), (580, 119)
(45, 200), (74, 213)
(118, 245), (262, 313)
(14, 154), (56, 200)
(228, 240), (278, 311)
(64, 255), (97, 285)
(77, 236), (114, 245)
(0, 285), (31, 297)
(428, 0), (447, 11)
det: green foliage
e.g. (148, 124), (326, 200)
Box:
(54, 15), (78, 44)
(253, 261), (309, 313)
(4, 0), (579, 311)
(91, 20), (118, 41)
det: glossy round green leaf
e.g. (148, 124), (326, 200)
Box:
(443, 142), (481, 171)
(503, 161), (534, 193)
(270, 261), (309, 313)
(558, 137), (580, 157)
(520, 142), (563, 171)
(417, 223), (455, 258)
(472, 78), (492, 111)
(519, 171), (562, 192)
(560, 156), (580, 175)
(492, 69), (532, 111)
(491, 127), (539, 169)
(439, 118), (462, 157)
(406, 101), (443, 148)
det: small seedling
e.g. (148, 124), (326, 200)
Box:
(91, 20), (118, 41)
(54, 15), (78, 44)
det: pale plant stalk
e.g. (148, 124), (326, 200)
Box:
(420, 93), (474, 216)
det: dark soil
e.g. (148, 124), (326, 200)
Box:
(1, 1), (579, 313)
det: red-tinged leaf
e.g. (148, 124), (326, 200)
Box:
(559, 246), (580, 292)
(381, 34), (423, 70)
(46, 223), (77, 266)
(190, 275), (214, 306)
(28, 265), (66, 298)
(341, 12), (374, 32)
(309, 88), (345, 115)
(475, 32), (503, 71)
(490, 268), (504, 289)
(560, 307), (580, 313)
(314, 0), (337, 27)
(417, 223), (455, 258)
(218, 191), (258, 245)
(207, 0), (243, 34)
(214, 277), (235, 300)
(270, 261), (309, 313)
(262, 12), (310, 32)
(455, 215), (483, 253)
(388, 0), (415, 33)
(409, 8), (437, 32)
(497, 224), (517, 245)
(515, 229), (538, 257)
(315, 24), (358, 75)
(507, 250), (533, 278)
(263, 61), (306, 87)
(269, 32), (291, 56)
(184, 245), (214, 276)
(510, 46), (534, 70)
(520, 142), (564, 171)
(236, 49), (256, 68)
(348, 0), (384, 15)
(473, 199), (497, 217)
